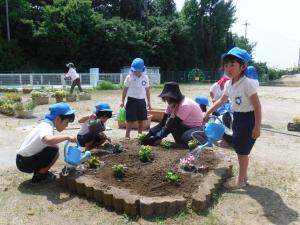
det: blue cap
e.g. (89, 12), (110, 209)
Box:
(195, 95), (209, 106)
(223, 47), (251, 64)
(131, 58), (145, 72)
(245, 66), (258, 80)
(95, 102), (112, 112)
(45, 102), (75, 122)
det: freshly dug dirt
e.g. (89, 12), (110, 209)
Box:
(85, 139), (220, 198)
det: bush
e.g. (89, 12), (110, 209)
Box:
(31, 91), (48, 97)
(138, 145), (153, 162)
(95, 80), (120, 90)
(4, 93), (22, 102)
(112, 164), (127, 178)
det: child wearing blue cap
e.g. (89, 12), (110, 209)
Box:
(120, 58), (151, 139)
(203, 47), (262, 189)
(77, 102), (112, 149)
(195, 95), (209, 112)
(16, 102), (76, 185)
(245, 65), (259, 90)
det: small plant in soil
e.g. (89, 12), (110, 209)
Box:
(138, 145), (153, 162)
(179, 154), (196, 171)
(161, 140), (172, 149)
(188, 138), (198, 150)
(112, 164), (127, 178)
(113, 143), (124, 154)
(165, 170), (180, 184)
(88, 156), (99, 168)
(137, 133), (146, 143)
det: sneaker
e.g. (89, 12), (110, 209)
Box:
(31, 172), (56, 186)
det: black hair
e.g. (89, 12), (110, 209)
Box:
(59, 113), (75, 123)
(222, 55), (247, 74)
(162, 97), (182, 104)
(96, 111), (112, 119)
(200, 104), (207, 112)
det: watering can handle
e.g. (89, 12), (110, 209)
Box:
(64, 140), (80, 161)
(64, 140), (70, 160)
(208, 115), (223, 124)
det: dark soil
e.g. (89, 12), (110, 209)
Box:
(85, 139), (220, 198)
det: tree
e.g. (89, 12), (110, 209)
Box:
(233, 34), (256, 55)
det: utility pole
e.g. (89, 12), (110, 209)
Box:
(5, 0), (11, 41)
(243, 20), (250, 39)
(298, 47), (300, 68)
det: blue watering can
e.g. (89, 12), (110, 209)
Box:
(64, 141), (92, 166)
(190, 115), (225, 157)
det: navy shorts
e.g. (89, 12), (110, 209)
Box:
(232, 111), (256, 155)
(16, 146), (58, 173)
(125, 97), (147, 122)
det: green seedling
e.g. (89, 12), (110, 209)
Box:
(188, 138), (198, 150)
(113, 143), (124, 154)
(137, 133), (146, 143)
(138, 145), (153, 162)
(88, 156), (99, 169)
(161, 140), (172, 149)
(165, 170), (180, 184)
(112, 164), (127, 178)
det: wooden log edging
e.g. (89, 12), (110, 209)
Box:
(59, 161), (232, 218)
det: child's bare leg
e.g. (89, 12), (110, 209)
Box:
(137, 120), (144, 134)
(126, 121), (134, 138)
(237, 154), (249, 184)
(39, 151), (59, 174)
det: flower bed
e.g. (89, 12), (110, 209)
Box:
(60, 139), (232, 218)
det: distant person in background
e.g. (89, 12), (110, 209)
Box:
(64, 62), (83, 94)
(245, 66), (259, 90)
(120, 58), (151, 139)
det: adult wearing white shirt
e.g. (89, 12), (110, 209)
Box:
(64, 62), (83, 94)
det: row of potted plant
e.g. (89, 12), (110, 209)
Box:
(30, 90), (92, 105)
(0, 93), (36, 118)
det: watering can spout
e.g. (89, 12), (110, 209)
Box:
(80, 151), (92, 162)
(64, 141), (92, 166)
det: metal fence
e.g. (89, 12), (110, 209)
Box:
(0, 73), (122, 86)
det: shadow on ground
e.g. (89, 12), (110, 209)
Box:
(236, 185), (299, 225)
(18, 179), (75, 205)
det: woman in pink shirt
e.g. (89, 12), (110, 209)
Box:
(143, 82), (206, 147)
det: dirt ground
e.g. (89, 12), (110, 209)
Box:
(1, 84), (300, 225)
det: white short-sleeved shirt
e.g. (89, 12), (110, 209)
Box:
(18, 121), (55, 157)
(209, 82), (223, 102)
(124, 73), (150, 99)
(65, 68), (79, 82)
(224, 76), (257, 112)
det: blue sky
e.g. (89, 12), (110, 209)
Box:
(174, 0), (300, 69)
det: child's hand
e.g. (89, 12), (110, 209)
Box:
(89, 114), (97, 120)
(120, 103), (124, 107)
(203, 113), (209, 123)
(252, 126), (260, 139)
(68, 135), (77, 143)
